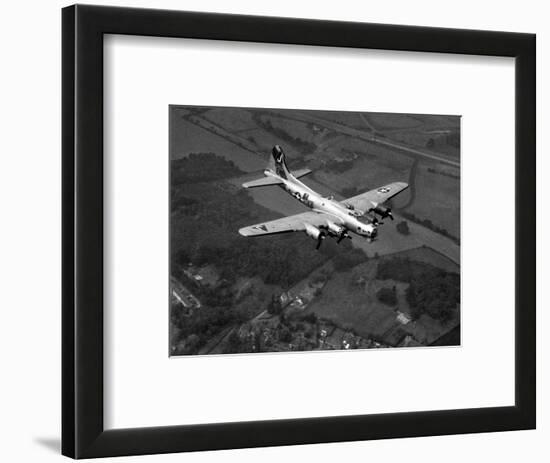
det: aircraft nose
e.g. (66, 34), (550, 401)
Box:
(367, 225), (377, 239)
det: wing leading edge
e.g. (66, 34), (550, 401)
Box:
(341, 182), (409, 214)
(242, 177), (283, 188)
(242, 168), (312, 189)
(238, 211), (335, 237)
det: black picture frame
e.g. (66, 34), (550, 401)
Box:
(62, 4), (536, 459)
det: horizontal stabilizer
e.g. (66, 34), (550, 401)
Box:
(242, 177), (283, 189)
(291, 168), (312, 179)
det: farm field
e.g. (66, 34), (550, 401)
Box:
(203, 107), (257, 132)
(170, 116), (264, 171)
(305, 268), (398, 340)
(386, 246), (459, 273)
(305, 247), (460, 346)
(405, 162), (460, 237)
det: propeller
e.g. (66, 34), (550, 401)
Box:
(368, 206), (394, 222)
(365, 215), (380, 226)
(337, 231), (351, 244)
(367, 235), (378, 243)
(316, 233), (326, 250)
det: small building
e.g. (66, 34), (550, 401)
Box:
(397, 335), (423, 348)
(279, 291), (293, 306)
(396, 311), (412, 325)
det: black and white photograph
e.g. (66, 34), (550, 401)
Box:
(170, 105), (461, 356)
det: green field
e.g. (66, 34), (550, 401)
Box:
(405, 163), (460, 237)
(304, 247), (460, 346)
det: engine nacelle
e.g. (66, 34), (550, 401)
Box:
(371, 205), (393, 220)
(304, 223), (323, 240)
(326, 221), (345, 236)
(364, 214), (379, 225)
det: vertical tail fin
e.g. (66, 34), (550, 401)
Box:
(270, 145), (290, 179)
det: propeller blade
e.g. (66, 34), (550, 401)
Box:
(316, 234), (326, 250)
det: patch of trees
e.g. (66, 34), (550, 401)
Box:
(332, 242), (368, 271)
(252, 114), (317, 154)
(400, 211), (459, 245)
(171, 195), (200, 216)
(226, 330), (244, 353)
(424, 131), (459, 153)
(171, 303), (240, 355)
(406, 272), (459, 322)
(267, 295), (283, 315)
(425, 131), (460, 152)
(171, 152), (243, 187)
(299, 312), (318, 324)
(377, 286), (397, 306)
(396, 220), (410, 235)
(377, 258), (459, 323)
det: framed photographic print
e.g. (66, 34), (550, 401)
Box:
(62, 4), (536, 459)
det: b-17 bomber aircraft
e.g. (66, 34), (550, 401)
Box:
(238, 145), (409, 249)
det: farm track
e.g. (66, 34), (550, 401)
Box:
(182, 113), (260, 155)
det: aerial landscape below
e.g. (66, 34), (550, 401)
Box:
(169, 105), (460, 356)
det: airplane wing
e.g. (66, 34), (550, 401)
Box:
(239, 211), (336, 237)
(290, 168), (312, 179)
(242, 168), (312, 188)
(341, 182), (409, 214)
(242, 177), (283, 188)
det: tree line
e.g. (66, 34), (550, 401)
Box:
(377, 258), (459, 323)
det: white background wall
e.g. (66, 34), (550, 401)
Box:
(0, 0), (546, 461)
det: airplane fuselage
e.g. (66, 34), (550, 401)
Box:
(264, 169), (377, 239)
